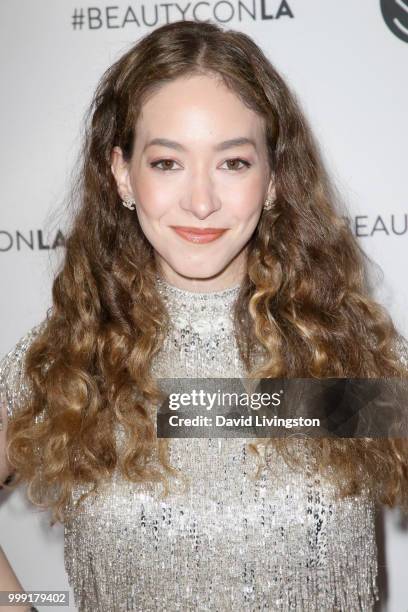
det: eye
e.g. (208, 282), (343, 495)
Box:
(222, 158), (252, 171)
(150, 159), (180, 171)
(149, 158), (252, 172)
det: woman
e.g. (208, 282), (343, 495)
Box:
(1, 19), (407, 612)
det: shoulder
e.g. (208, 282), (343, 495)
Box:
(392, 334), (408, 369)
(0, 320), (48, 424)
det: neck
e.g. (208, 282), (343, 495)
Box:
(155, 253), (247, 293)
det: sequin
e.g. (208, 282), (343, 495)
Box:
(2, 277), (399, 611)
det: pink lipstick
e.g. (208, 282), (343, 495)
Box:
(171, 226), (227, 244)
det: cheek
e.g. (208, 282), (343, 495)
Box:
(234, 197), (262, 219)
(231, 183), (264, 221)
(131, 174), (173, 220)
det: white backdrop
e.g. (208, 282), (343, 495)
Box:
(1, 1), (407, 610)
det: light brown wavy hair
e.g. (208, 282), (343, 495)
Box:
(5, 20), (408, 525)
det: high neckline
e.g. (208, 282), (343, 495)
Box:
(155, 275), (241, 300)
(154, 273), (240, 346)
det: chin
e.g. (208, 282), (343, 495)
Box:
(168, 260), (231, 281)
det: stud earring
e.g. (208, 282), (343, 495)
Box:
(263, 196), (274, 211)
(122, 196), (136, 210)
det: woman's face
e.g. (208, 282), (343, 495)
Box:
(111, 73), (274, 290)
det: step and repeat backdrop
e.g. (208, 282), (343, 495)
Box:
(1, 1), (407, 610)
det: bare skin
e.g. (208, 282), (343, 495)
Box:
(111, 73), (275, 292)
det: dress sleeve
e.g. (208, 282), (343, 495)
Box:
(0, 322), (47, 431)
(394, 335), (408, 368)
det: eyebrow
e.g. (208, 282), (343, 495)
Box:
(143, 137), (257, 152)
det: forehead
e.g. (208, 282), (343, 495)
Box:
(135, 73), (266, 143)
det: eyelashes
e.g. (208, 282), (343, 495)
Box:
(150, 159), (178, 171)
(149, 158), (252, 172)
(223, 158), (252, 171)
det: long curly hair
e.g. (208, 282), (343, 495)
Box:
(5, 20), (408, 525)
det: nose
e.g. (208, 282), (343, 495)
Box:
(180, 170), (221, 220)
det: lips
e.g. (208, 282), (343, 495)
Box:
(171, 226), (227, 244)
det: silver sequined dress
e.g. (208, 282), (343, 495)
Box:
(0, 277), (382, 611)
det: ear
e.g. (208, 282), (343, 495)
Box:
(267, 175), (276, 201)
(110, 146), (134, 201)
